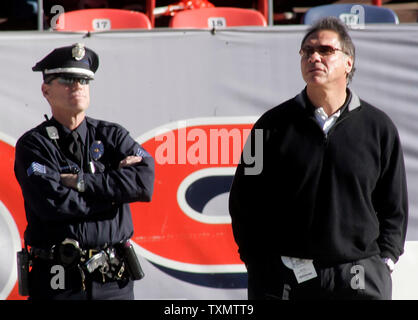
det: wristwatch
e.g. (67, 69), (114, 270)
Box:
(76, 172), (85, 193)
(383, 257), (395, 273)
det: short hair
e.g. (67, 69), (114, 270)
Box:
(301, 17), (356, 83)
(43, 75), (56, 84)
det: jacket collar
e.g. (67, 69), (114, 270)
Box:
(295, 87), (361, 113)
(50, 117), (88, 146)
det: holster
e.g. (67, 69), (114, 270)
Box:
(118, 240), (145, 281)
(16, 248), (31, 296)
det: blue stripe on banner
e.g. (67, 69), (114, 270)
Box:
(27, 162), (46, 176)
(150, 262), (248, 289)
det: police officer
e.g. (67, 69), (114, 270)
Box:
(14, 43), (155, 300)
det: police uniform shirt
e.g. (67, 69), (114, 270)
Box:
(56, 117), (87, 167)
(14, 116), (155, 250)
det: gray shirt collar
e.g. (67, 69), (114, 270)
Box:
(295, 87), (361, 112)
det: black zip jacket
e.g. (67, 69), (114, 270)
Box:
(229, 88), (408, 266)
(14, 116), (155, 249)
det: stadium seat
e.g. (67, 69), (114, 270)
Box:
(145, 0), (156, 27)
(303, 4), (399, 25)
(54, 8), (152, 31)
(169, 7), (267, 28)
(257, 0), (269, 23)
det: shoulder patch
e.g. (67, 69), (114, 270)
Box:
(27, 162), (46, 176)
(135, 146), (150, 158)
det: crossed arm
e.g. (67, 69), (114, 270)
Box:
(60, 155), (143, 189)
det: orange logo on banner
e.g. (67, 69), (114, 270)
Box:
(131, 122), (253, 268)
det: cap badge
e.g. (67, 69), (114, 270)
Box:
(72, 43), (86, 61)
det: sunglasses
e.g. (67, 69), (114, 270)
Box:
(56, 77), (90, 86)
(299, 45), (346, 58)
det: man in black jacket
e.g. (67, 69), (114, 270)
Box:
(229, 17), (408, 300)
(14, 43), (155, 299)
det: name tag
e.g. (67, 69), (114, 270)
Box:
(281, 256), (317, 283)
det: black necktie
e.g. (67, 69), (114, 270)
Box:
(68, 130), (83, 167)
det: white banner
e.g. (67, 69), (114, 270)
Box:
(0, 25), (417, 299)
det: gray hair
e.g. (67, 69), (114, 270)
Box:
(301, 17), (356, 83)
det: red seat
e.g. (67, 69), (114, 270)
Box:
(54, 8), (152, 31)
(169, 7), (267, 28)
(257, 0), (269, 23)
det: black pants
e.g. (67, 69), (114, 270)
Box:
(28, 258), (134, 300)
(247, 255), (392, 300)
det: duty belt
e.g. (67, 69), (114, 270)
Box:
(30, 238), (126, 290)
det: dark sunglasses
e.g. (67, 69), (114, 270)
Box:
(56, 77), (90, 85)
(299, 45), (346, 58)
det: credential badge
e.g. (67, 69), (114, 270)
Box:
(90, 140), (104, 161)
(72, 43), (86, 61)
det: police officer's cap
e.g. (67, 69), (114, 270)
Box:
(32, 43), (99, 80)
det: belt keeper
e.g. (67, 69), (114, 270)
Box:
(88, 249), (100, 259)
